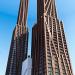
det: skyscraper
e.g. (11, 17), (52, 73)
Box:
(5, 0), (29, 75)
(32, 0), (73, 75)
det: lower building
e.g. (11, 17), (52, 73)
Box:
(21, 56), (32, 75)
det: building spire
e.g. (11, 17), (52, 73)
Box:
(17, 0), (28, 26)
(44, 0), (57, 18)
(14, 0), (29, 37)
(37, 0), (57, 21)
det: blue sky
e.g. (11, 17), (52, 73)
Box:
(0, 0), (75, 75)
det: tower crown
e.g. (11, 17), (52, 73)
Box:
(17, 0), (28, 26)
(37, 0), (57, 21)
(44, 0), (57, 18)
(14, 0), (29, 38)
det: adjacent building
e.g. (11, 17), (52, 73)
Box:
(21, 56), (32, 75)
(5, 0), (29, 75)
(32, 0), (73, 75)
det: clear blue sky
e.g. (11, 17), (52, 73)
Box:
(0, 0), (75, 75)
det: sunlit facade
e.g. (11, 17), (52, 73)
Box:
(21, 56), (32, 75)
(32, 0), (73, 75)
(5, 0), (29, 75)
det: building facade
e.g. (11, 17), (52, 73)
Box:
(32, 0), (73, 75)
(21, 56), (32, 75)
(5, 0), (29, 75)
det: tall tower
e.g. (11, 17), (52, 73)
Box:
(5, 0), (29, 75)
(32, 0), (73, 75)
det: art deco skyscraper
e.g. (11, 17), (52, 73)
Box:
(5, 0), (29, 75)
(32, 0), (73, 75)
